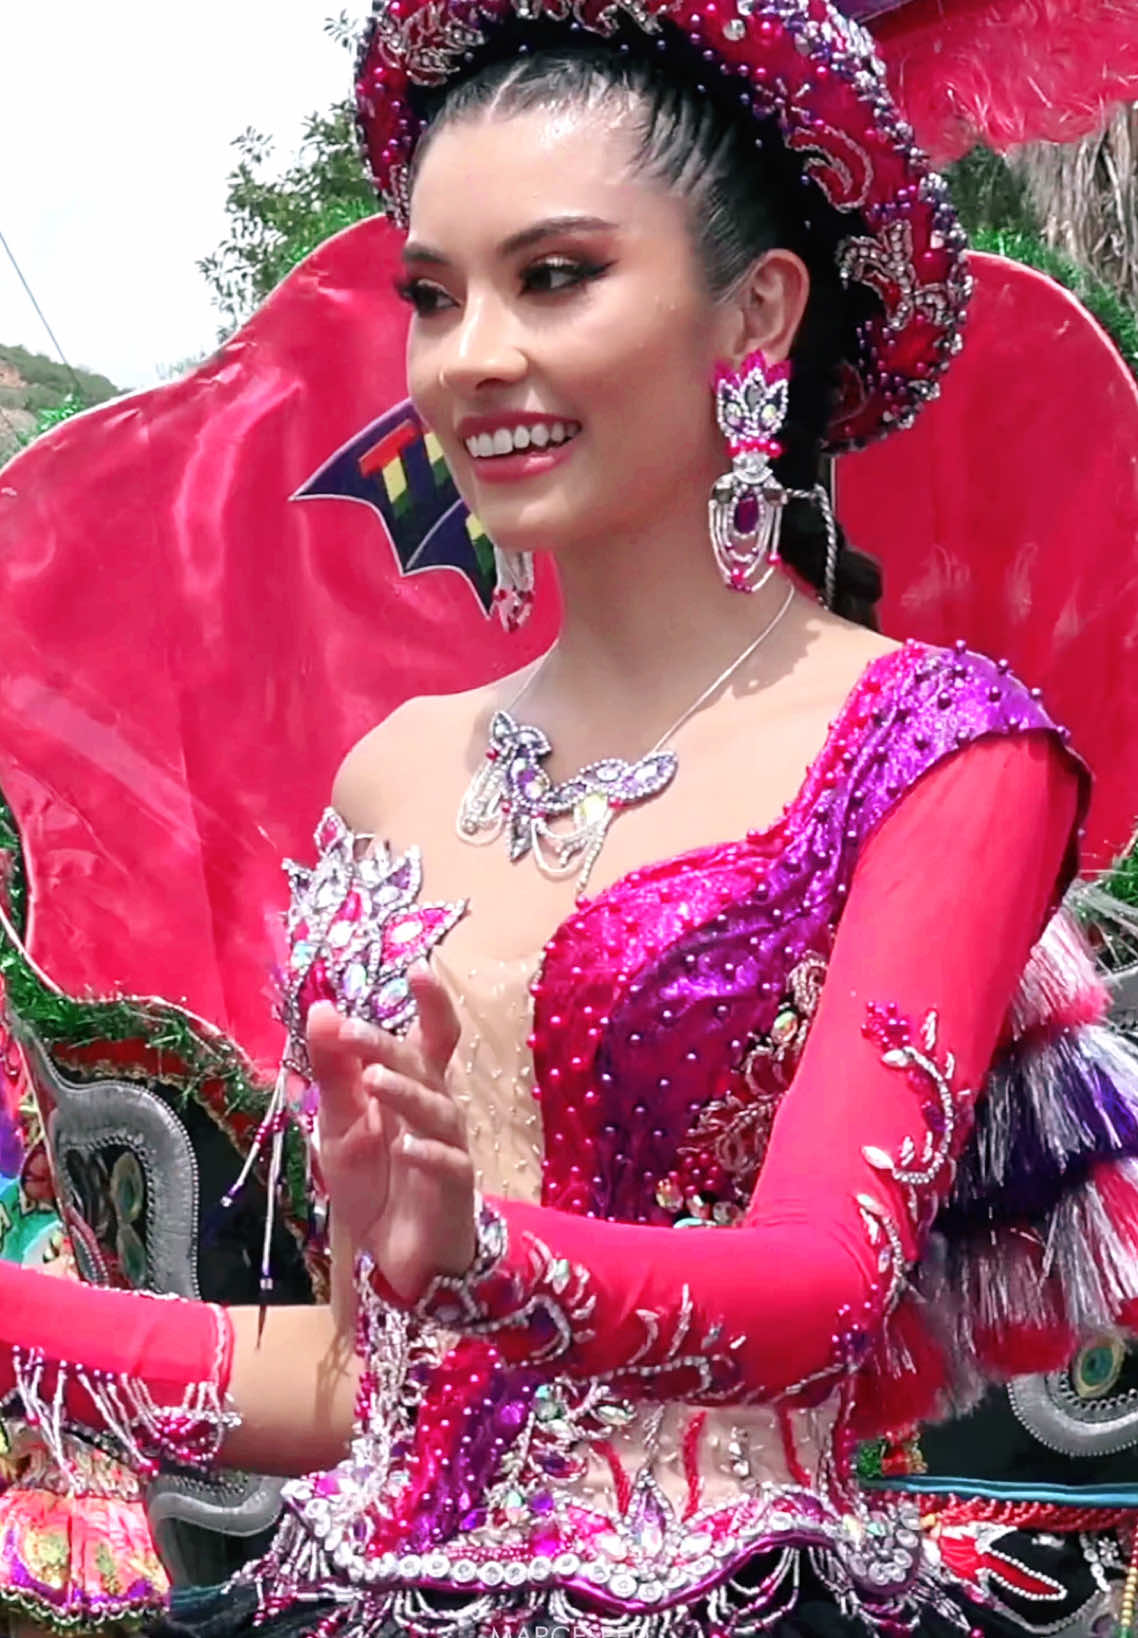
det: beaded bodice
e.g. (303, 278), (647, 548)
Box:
(266, 641), (1075, 1627)
(286, 640), (1066, 1229)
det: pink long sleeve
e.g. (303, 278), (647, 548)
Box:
(411, 734), (1081, 1411)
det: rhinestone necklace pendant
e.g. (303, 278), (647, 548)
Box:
(456, 585), (794, 891)
(457, 710), (678, 892)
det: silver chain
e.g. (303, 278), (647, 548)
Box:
(510, 581), (796, 753)
(458, 583), (796, 892)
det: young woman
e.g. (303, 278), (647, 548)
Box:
(1, 3), (1137, 1636)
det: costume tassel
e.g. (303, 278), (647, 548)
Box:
(214, 1052), (291, 1323)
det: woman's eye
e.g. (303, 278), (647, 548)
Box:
(522, 258), (609, 295)
(395, 278), (455, 316)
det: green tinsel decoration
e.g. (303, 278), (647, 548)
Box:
(0, 790), (27, 938)
(855, 1439), (887, 1482)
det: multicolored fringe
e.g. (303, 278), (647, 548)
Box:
(858, 902), (1138, 1428)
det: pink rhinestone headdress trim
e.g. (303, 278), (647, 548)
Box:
(353, 0), (972, 452)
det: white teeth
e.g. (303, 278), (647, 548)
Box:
(465, 421), (580, 457)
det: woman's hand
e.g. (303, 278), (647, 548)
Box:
(310, 964), (476, 1305)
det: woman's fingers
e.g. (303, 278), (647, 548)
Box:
(324, 965), (460, 1095)
(408, 964), (462, 1078)
(363, 1064), (466, 1149)
(397, 1134), (474, 1183)
(329, 1092), (385, 1162)
(339, 1016), (423, 1080)
(309, 1002), (369, 1139)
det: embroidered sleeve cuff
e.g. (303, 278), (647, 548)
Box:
(410, 1196), (596, 1366)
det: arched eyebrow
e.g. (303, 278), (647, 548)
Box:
(402, 214), (618, 265)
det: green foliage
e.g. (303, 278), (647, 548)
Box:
(1106, 832), (1138, 911)
(1, 393), (89, 459)
(945, 146), (1040, 241)
(0, 339), (117, 458)
(0, 343), (118, 409)
(199, 102), (377, 333)
(32, 394), (88, 436)
(0, 343), (118, 460)
(945, 146), (1138, 381)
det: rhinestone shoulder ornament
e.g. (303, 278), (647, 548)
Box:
(283, 810), (467, 1069)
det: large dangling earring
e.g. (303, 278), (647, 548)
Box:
(709, 349), (792, 593)
(491, 547), (535, 633)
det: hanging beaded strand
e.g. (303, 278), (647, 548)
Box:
(1120, 1527), (1138, 1638)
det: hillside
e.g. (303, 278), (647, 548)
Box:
(0, 344), (119, 459)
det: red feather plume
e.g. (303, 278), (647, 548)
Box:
(871, 0), (1138, 161)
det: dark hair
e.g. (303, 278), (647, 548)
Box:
(413, 26), (884, 628)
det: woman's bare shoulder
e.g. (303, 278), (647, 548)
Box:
(789, 611), (903, 710)
(331, 665), (539, 830)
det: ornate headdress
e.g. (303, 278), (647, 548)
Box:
(354, 0), (1138, 453)
(354, 0), (972, 453)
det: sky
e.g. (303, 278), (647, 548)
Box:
(0, 4), (359, 390)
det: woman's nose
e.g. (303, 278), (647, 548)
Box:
(441, 294), (527, 391)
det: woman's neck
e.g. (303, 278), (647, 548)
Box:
(521, 486), (810, 748)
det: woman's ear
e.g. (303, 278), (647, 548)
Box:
(722, 248), (811, 367)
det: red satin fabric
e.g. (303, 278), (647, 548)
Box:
(839, 253), (1138, 873)
(0, 218), (555, 1073)
(0, 1259), (230, 1431)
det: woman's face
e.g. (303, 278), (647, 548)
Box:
(403, 101), (736, 560)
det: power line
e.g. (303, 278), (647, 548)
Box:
(0, 225), (86, 402)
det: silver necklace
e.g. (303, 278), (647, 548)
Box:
(457, 584), (796, 893)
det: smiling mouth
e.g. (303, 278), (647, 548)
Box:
(464, 420), (582, 458)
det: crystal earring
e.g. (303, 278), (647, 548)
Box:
(709, 349), (792, 593)
(491, 547), (535, 633)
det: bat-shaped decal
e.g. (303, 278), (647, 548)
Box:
(293, 399), (495, 611)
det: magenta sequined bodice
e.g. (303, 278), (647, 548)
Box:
(286, 640), (1063, 1235)
(260, 641), (1080, 1635)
